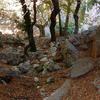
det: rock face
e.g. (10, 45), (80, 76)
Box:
(44, 79), (71, 100)
(70, 57), (94, 78)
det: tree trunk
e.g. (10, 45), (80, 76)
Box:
(50, 0), (60, 41)
(64, 2), (71, 36)
(20, 0), (36, 52)
(73, 0), (81, 34)
(40, 26), (45, 37)
(59, 12), (63, 36)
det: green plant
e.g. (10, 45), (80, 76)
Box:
(67, 23), (74, 35)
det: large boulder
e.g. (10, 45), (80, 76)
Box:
(70, 57), (94, 78)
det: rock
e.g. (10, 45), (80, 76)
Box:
(50, 42), (57, 56)
(44, 79), (71, 100)
(0, 47), (25, 65)
(40, 57), (48, 62)
(70, 57), (94, 78)
(34, 65), (43, 73)
(42, 59), (62, 72)
(93, 78), (100, 89)
(6, 71), (20, 77)
(65, 39), (79, 54)
(48, 64), (62, 72)
(46, 77), (54, 84)
(11, 66), (20, 72)
(18, 61), (32, 74)
(54, 44), (63, 62)
(33, 64), (40, 69)
(40, 88), (46, 97)
(37, 86), (41, 89)
(34, 77), (39, 83)
(42, 69), (48, 75)
(93, 77), (100, 94)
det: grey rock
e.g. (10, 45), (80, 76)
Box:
(40, 57), (48, 62)
(65, 39), (79, 58)
(18, 61), (32, 74)
(6, 71), (20, 77)
(0, 47), (25, 65)
(44, 79), (71, 100)
(34, 65), (43, 73)
(33, 64), (40, 69)
(42, 69), (48, 75)
(48, 64), (62, 72)
(70, 57), (94, 78)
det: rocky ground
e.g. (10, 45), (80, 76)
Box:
(0, 32), (100, 100)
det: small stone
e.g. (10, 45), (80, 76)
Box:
(34, 77), (39, 83)
(11, 66), (19, 72)
(47, 63), (62, 72)
(18, 61), (32, 74)
(93, 78), (100, 89)
(40, 57), (48, 62)
(7, 71), (20, 77)
(37, 86), (40, 89)
(42, 69), (48, 75)
(40, 88), (46, 97)
(33, 64), (40, 68)
(46, 77), (54, 84)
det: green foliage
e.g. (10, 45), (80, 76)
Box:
(67, 23), (74, 35)
(87, 0), (96, 10)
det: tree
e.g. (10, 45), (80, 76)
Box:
(73, 0), (81, 34)
(35, 2), (50, 37)
(64, 0), (72, 36)
(50, 0), (60, 41)
(58, 10), (63, 36)
(20, 0), (37, 54)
